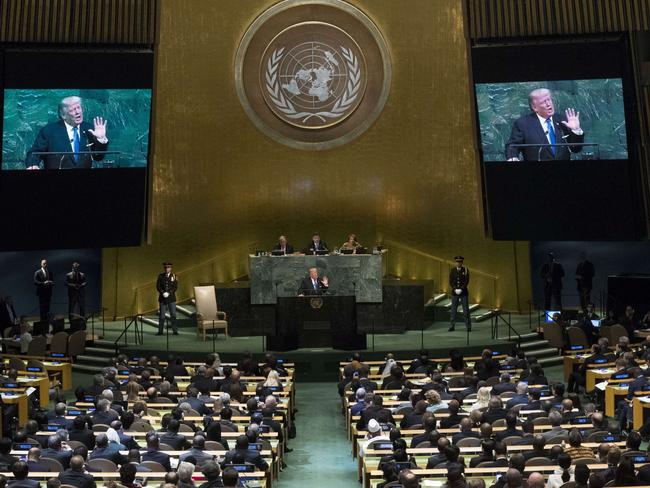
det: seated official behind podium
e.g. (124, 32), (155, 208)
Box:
(298, 267), (329, 296)
(506, 88), (584, 161)
(340, 233), (362, 254)
(273, 235), (294, 255)
(305, 232), (328, 254)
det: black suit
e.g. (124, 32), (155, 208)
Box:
(65, 269), (87, 322)
(142, 449), (171, 471)
(305, 240), (328, 254)
(576, 260), (595, 310)
(41, 448), (72, 469)
(26, 119), (108, 169)
(34, 267), (54, 322)
(9, 480), (40, 488)
(69, 428), (96, 449)
(298, 276), (328, 296)
(506, 112), (584, 161)
(221, 449), (268, 471)
(540, 260), (564, 310)
(156, 272), (178, 334)
(273, 243), (295, 254)
(58, 469), (97, 488)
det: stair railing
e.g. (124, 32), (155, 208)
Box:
(490, 310), (521, 346)
(115, 314), (143, 353)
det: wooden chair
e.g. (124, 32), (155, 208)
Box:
(50, 331), (69, 355)
(573, 457), (597, 466)
(67, 330), (87, 357)
(39, 457), (64, 472)
(609, 324), (628, 344)
(566, 326), (589, 348)
(87, 458), (118, 472)
(526, 457), (552, 466)
(456, 437), (481, 447)
(26, 335), (47, 356)
(194, 285), (228, 341)
(141, 460), (167, 472)
(543, 323), (564, 350)
(205, 441), (225, 450)
(502, 435), (524, 446)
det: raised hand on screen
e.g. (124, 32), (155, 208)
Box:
(87, 117), (108, 141)
(322, 276), (329, 287)
(561, 108), (581, 132)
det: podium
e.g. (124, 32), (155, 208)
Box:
(267, 296), (366, 351)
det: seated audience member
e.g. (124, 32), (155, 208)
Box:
(599, 446), (621, 484)
(377, 463), (399, 488)
(110, 420), (139, 450)
(522, 435), (548, 461)
(89, 433), (127, 465)
(613, 457), (639, 486)
(198, 461), (223, 488)
(481, 397), (507, 424)
(179, 436), (215, 468)
(68, 416), (95, 450)
(9, 461), (39, 488)
(401, 400), (428, 429)
(160, 418), (190, 450)
(620, 305), (640, 338)
(41, 435), (73, 470)
(526, 363), (548, 385)
(574, 464), (591, 488)
(474, 349), (500, 381)
(443, 463), (466, 488)
(406, 350), (435, 375)
(203, 417), (230, 450)
(221, 435), (269, 471)
(495, 412), (524, 441)
(505, 382), (529, 409)
(527, 472), (545, 488)
(563, 429), (595, 460)
(357, 395), (395, 430)
(425, 389), (448, 413)
(177, 461), (196, 488)
(546, 453), (574, 488)
(467, 479), (486, 488)
(540, 411), (568, 441)
(221, 467), (240, 488)
(141, 432), (171, 472)
(426, 437), (450, 468)
(398, 469), (421, 488)
(0, 437), (18, 471)
(91, 398), (119, 427)
(471, 386), (492, 411)
(58, 455), (96, 488)
(483, 441), (508, 467)
(25, 447), (48, 473)
(410, 414), (437, 448)
(469, 440), (494, 468)
(118, 463), (141, 488)
(440, 400), (465, 429)
(452, 418), (480, 445)
(491, 373), (516, 396)
(126, 449), (151, 473)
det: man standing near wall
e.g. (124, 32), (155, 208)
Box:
(448, 256), (471, 332)
(156, 262), (178, 336)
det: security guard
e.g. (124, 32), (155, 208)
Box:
(156, 262), (178, 336)
(448, 255), (471, 332)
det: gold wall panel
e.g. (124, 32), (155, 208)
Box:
(102, 0), (532, 317)
(0, 0), (156, 44)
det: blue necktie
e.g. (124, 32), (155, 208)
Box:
(546, 118), (556, 156)
(72, 126), (80, 162)
(313, 279), (317, 291)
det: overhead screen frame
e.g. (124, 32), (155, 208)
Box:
(0, 46), (154, 251)
(469, 34), (644, 241)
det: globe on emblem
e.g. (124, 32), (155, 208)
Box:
(261, 22), (367, 129)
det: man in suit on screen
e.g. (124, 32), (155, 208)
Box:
(298, 267), (329, 296)
(25, 96), (109, 170)
(506, 88), (584, 161)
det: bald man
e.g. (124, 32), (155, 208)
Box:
(506, 88), (584, 161)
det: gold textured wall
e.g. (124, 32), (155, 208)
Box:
(101, 0), (533, 317)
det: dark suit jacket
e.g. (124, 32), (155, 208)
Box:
(481, 408), (508, 424)
(305, 240), (328, 253)
(490, 382), (516, 396)
(506, 112), (584, 161)
(541, 261), (565, 290)
(400, 412), (424, 429)
(156, 273), (178, 304)
(142, 449), (171, 471)
(9, 479), (40, 488)
(452, 430), (480, 445)
(495, 427), (524, 441)
(41, 448), (73, 469)
(65, 270), (87, 297)
(160, 432), (189, 450)
(34, 268), (54, 298)
(272, 243), (295, 254)
(89, 446), (127, 465)
(576, 260), (595, 288)
(58, 469), (97, 488)
(222, 448), (268, 471)
(298, 276), (328, 296)
(69, 428), (96, 449)
(439, 413), (465, 429)
(26, 120), (108, 169)
(357, 406), (395, 430)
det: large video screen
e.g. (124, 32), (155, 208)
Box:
(3, 89), (151, 170)
(471, 37), (641, 241)
(476, 79), (627, 162)
(0, 50), (154, 251)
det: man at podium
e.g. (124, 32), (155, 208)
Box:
(506, 88), (584, 161)
(298, 267), (329, 296)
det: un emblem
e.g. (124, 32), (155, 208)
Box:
(310, 297), (324, 309)
(262, 23), (366, 129)
(235, 0), (391, 150)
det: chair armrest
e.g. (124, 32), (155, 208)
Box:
(196, 312), (204, 322)
(217, 311), (227, 320)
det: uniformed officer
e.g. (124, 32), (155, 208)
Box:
(156, 262), (178, 336)
(448, 255), (471, 332)
(64, 262), (87, 323)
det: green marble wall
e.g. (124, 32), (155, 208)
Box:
(2, 88), (151, 169)
(475, 79), (627, 161)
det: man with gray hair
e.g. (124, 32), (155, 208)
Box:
(506, 382), (529, 409)
(26, 95), (109, 170)
(506, 87), (584, 161)
(541, 410), (568, 441)
(90, 398), (118, 426)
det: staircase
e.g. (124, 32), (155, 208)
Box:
(139, 302), (196, 330)
(517, 331), (562, 367)
(424, 293), (496, 324)
(72, 339), (116, 373)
